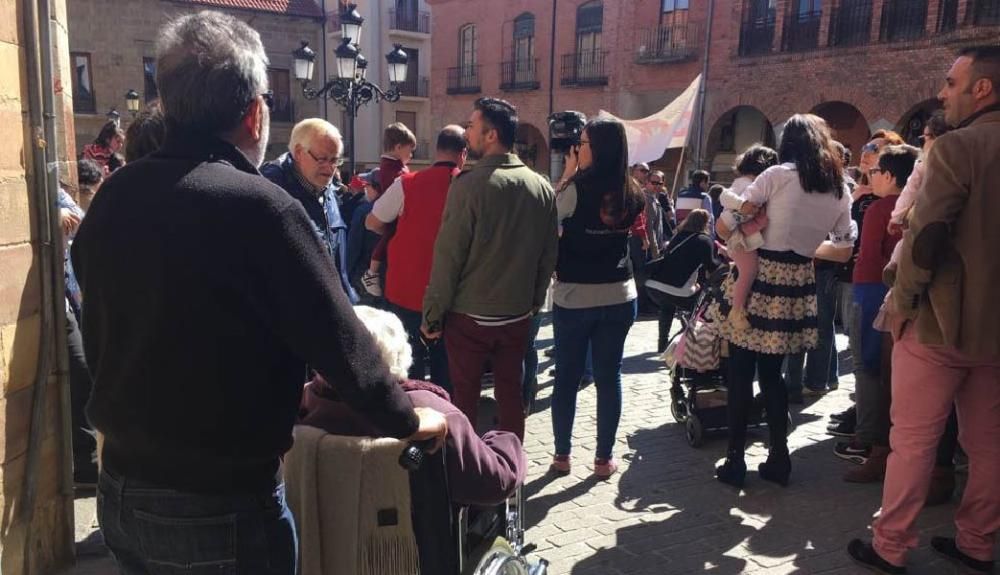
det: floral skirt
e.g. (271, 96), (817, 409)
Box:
(713, 249), (818, 355)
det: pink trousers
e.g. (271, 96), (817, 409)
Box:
(872, 326), (1000, 566)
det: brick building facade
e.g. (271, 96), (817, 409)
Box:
(428, 0), (705, 181)
(429, 0), (999, 184)
(68, 0), (327, 161)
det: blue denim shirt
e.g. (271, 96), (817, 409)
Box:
(261, 154), (358, 304)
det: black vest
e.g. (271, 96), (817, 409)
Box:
(556, 181), (636, 284)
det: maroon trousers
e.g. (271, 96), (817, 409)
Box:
(444, 313), (532, 439)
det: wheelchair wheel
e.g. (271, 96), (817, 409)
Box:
(465, 536), (529, 575)
(685, 413), (704, 447)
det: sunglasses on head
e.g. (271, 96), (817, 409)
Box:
(861, 142), (880, 154)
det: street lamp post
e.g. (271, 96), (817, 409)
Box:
(125, 89), (141, 117)
(292, 3), (408, 175)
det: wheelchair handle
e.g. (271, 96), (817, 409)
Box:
(398, 439), (436, 472)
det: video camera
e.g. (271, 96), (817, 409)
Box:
(548, 111), (587, 154)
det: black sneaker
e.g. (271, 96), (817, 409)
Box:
(834, 440), (871, 464)
(827, 418), (856, 437)
(847, 539), (907, 574)
(931, 537), (995, 574)
(831, 405), (856, 423)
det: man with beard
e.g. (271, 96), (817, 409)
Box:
(71, 11), (447, 572)
(422, 98), (559, 440)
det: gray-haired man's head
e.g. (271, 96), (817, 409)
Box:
(155, 11), (270, 166)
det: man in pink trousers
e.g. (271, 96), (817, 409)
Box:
(848, 45), (1000, 575)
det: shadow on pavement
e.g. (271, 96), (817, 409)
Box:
(568, 417), (968, 575)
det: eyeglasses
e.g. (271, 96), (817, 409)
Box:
(307, 149), (345, 167)
(861, 142), (880, 154)
(649, 181), (665, 186)
(868, 167), (886, 176)
(261, 91), (275, 110)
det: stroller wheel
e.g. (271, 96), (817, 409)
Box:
(685, 414), (704, 448)
(670, 398), (687, 423)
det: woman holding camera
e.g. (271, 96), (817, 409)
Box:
(549, 118), (645, 478)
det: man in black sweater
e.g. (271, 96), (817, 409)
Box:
(71, 11), (446, 573)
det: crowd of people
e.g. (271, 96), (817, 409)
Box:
(56, 9), (999, 574)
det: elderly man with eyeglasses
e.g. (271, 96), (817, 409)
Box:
(262, 118), (358, 302)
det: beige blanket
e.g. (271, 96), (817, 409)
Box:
(284, 425), (420, 575)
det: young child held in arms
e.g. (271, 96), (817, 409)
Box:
(361, 123), (417, 297)
(717, 144), (779, 330)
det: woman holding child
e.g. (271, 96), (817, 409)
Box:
(714, 115), (856, 488)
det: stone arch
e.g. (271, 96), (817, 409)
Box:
(896, 98), (942, 147)
(705, 105), (776, 183)
(514, 122), (549, 175)
(810, 101), (870, 161)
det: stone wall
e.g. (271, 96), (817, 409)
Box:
(0, 0), (76, 572)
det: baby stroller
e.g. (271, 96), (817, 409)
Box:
(656, 265), (788, 447)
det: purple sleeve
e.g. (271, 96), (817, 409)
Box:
(409, 391), (526, 506)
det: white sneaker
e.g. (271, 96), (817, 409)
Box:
(361, 270), (382, 297)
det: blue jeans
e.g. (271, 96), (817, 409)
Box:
(97, 470), (297, 574)
(552, 300), (637, 460)
(785, 265), (840, 392)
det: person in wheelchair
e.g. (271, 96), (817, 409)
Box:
(299, 305), (527, 507)
(645, 209), (724, 352)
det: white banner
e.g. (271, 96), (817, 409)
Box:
(597, 74), (701, 166)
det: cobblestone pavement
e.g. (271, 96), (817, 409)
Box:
(65, 315), (994, 575)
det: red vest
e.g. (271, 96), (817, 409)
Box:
(386, 163), (459, 311)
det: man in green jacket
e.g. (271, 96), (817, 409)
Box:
(422, 98), (559, 439)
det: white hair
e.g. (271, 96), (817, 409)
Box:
(353, 306), (413, 382)
(289, 118), (343, 154)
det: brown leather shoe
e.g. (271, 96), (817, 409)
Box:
(845, 445), (890, 483)
(924, 466), (956, 507)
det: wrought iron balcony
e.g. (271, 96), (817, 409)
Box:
(447, 66), (481, 94)
(828, 0), (873, 46)
(635, 22), (703, 63)
(389, 9), (430, 34)
(968, 0), (1000, 24)
(500, 59), (540, 91)
(880, 0), (927, 41)
(398, 75), (429, 98)
(739, 13), (776, 56)
(560, 50), (609, 86)
(782, 10), (822, 51)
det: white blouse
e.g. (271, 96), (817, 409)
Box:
(744, 163), (856, 258)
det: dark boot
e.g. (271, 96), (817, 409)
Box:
(844, 445), (890, 483)
(924, 467), (956, 507)
(931, 537), (994, 574)
(758, 448), (791, 487)
(715, 451), (747, 488)
(847, 539), (907, 574)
